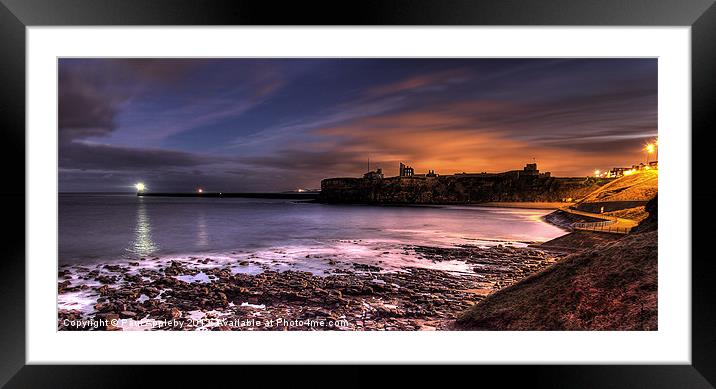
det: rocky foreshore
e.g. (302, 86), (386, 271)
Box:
(58, 244), (564, 331)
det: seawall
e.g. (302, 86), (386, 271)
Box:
(575, 200), (649, 213)
(138, 192), (319, 200)
(542, 209), (606, 230)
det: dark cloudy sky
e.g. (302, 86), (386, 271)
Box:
(58, 58), (657, 192)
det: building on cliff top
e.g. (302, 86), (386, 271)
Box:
(399, 162), (440, 178)
(522, 163), (551, 178)
(363, 168), (384, 180)
(608, 161), (658, 178)
(360, 162), (550, 180)
(399, 163), (414, 177)
(454, 163), (550, 178)
(523, 163), (538, 175)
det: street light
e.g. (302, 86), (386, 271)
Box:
(135, 182), (146, 192)
(644, 143), (655, 163)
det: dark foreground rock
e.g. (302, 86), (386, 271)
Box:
(455, 197), (658, 331)
(536, 230), (622, 252)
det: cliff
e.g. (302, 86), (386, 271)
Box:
(320, 171), (612, 204)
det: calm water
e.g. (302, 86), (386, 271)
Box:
(59, 194), (566, 268)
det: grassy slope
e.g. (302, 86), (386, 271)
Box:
(455, 197), (658, 330)
(537, 230), (622, 252)
(580, 170), (658, 203)
(603, 206), (649, 222)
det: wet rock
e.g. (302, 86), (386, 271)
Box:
(124, 274), (142, 283)
(96, 275), (118, 284)
(167, 307), (182, 319)
(141, 286), (160, 297)
(58, 280), (71, 293)
(97, 285), (111, 295)
(352, 263), (381, 272)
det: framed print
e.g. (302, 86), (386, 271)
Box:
(1, 0), (715, 387)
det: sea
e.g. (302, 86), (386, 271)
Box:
(59, 193), (566, 274)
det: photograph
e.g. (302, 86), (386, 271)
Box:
(56, 57), (658, 332)
(3, 0), (712, 384)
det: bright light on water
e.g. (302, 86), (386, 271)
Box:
(130, 199), (158, 256)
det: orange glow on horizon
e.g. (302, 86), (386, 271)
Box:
(314, 112), (648, 178)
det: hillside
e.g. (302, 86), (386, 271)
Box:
(579, 170), (658, 203)
(454, 196), (658, 331)
(602, 206), (649, 223)
(536, 230), (622, 252)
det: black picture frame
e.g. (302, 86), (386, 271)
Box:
(1, 0), (714, 387)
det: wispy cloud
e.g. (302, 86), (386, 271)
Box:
(226, 95), (407, 150)
(365, 68), (471, 97)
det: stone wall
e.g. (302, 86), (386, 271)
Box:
(320, 173), (611, 204)
(575, 200), (650, 213)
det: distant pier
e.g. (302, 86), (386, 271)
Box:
(137, 192), (319, 200)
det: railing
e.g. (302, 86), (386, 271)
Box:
(572, 220), (615, 229)
(560, 206), (635, 235)
(572, 219), (631, 234)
